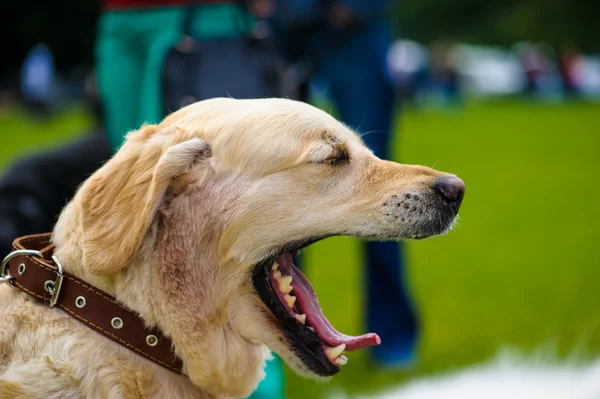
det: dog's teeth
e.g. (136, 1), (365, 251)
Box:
(325, 344), (346, 360)
(295, 314), (306, 324)
(281, 285), (293, 294)
(278, 275), (293, 293)
(284, 294), (296, 308)
(273, 270), (293, 293)
(272, 262), (279, 271)
(333, 355), (348, 366)
(308, 326), (315, 332)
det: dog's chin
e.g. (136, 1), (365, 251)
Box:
(403, 211), (458, 240)
(359, 210), (458, 242)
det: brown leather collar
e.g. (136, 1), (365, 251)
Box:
(1, 233), (184, 374)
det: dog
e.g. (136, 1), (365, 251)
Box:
(0, 98), (464, 398)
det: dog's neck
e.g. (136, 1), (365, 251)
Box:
(51, 179), (269, 398)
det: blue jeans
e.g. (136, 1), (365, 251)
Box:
(318, 23), (418, 364)
(252, 22), (418, 399)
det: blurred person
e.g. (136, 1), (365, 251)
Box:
(20, 43), (56, 116)
(96, 0), (262, 152)
(387, 39), (429, 108)
(517, 43), (548, 97)
(0, 2), (287, 396)
(100, 2), (286, 397)
(429, 37), (461, 105)
(270, 0), (418, 368)
(559, 46), (583, 98)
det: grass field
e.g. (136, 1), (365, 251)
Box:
(1, 100), (599, 398)
(0, 107), (92, 170)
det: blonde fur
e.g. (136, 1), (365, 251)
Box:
(0, 98), (453, 398)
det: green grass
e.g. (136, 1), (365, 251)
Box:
(1, 101), (599, 398)
(0, 106), (91, 170)
(285, 100), (600, 398)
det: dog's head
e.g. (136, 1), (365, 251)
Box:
(56, 98), (464, 397)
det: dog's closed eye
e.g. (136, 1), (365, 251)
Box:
(308, 132), (351, 166)
(322, 143), (349, 165)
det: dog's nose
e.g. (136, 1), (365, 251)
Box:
(433, 175), (465, 210)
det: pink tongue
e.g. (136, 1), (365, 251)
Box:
(275, 253), (380, 352)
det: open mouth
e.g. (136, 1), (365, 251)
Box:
(252, 242), (380, 376)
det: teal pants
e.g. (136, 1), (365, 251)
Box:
(96, 5), (252, 152)
(250, 356), (286, 399)
(96, 6), (286, 398)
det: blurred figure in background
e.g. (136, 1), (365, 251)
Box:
(1, 2), (286, 397)
(429, 37), (461, 106)
(97, 0), (257, 152)
(559, 46), (583, 99)
(517, 43), (548, 97)
(98, 1), (286, 397)
(271, 0), (418, 368)
(20, 44), (56, 116)
(387, 39), (429, 108)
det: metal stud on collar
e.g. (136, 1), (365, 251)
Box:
(146, 335), (158, 347)
(111, 317), (123, 329)
(75, 296), (86, 308)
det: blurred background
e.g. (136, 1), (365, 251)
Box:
(1, 0), (599, 398)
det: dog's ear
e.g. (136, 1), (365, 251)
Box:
(77, 129), (211, 275)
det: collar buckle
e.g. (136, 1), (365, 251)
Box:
(2, 250), (64, 307)
(1, 250), (43, 285)
(43, 255), (64, 308)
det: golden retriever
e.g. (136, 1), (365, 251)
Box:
(0, 98), (464, 398)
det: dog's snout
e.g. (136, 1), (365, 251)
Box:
(433, 175), (465, 210)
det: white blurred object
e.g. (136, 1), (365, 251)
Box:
(386, 40), (600, 99)
(387, 39), (428, 87)
(576, 56), (600, 96)
(456, 44), (525, 96)
(334, 351), (600, 399)
(388, 40), (428, 76)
